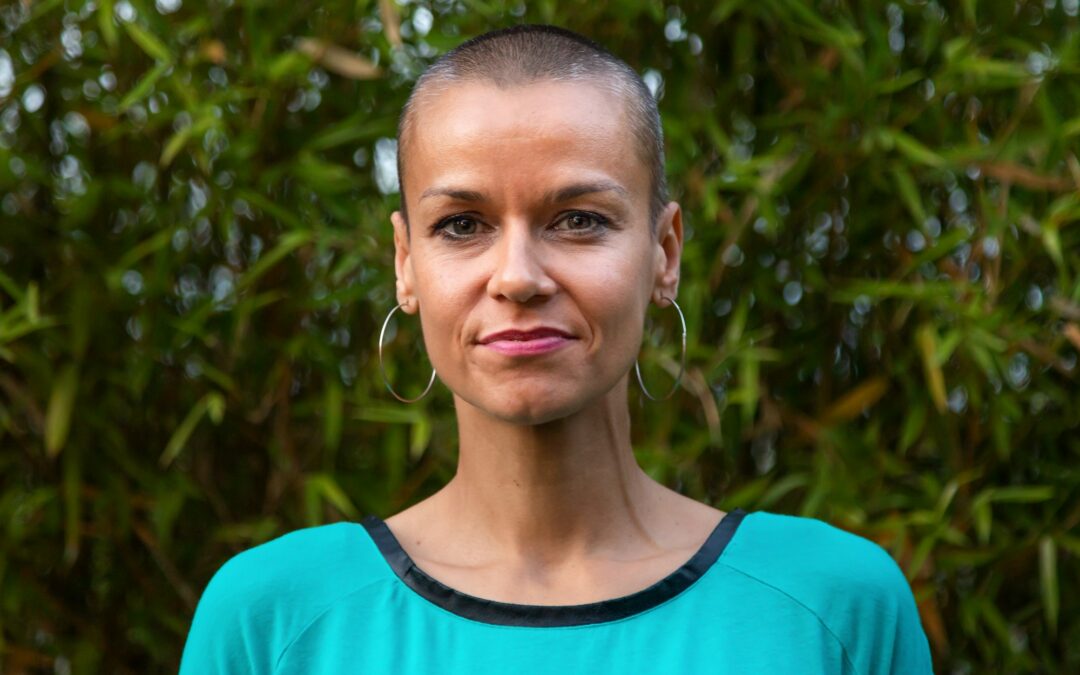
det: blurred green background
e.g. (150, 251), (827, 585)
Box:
(1, 0), (1078, 672)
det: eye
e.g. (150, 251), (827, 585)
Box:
(436, 215), (482, 238)
(553, 211), (608, 232)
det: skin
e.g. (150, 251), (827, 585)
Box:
(385, 79), (725, 605)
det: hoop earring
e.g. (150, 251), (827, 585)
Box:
(634, 295), (687, 401)
(378, 302), (437, 403)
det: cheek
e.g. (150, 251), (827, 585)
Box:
(565, 246), (652, 355)
(411, 251), (475, 366)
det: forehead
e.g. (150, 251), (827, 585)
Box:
(402, 80), (649, 205)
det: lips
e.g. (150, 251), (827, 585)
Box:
(477, 327), (575, 344)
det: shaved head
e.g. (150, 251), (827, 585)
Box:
(396, 25), (667, 229)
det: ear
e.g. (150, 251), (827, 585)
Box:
(392, 210), (418, 314)
(651, 201), (683, 306)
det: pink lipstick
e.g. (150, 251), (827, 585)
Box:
(477, 327), (576, 356)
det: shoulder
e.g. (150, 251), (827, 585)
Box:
(180, 521), (393, 675)
(726, 511), (905, 593)
(720, 511), (933, 675)
(207, 520), (390, 596)
(197, 521), (393, 619)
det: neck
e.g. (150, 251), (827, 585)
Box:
(440, 378), (665, 564)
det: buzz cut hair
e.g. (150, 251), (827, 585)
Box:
(396, 24), (667, 230)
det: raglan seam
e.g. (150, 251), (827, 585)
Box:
(272, 576), (399, 674)
(717, 561), (863, 675)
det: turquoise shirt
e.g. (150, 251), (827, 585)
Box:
(179, 509), (933, 674)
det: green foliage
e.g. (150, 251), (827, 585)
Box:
(1, 0), (1078, 671)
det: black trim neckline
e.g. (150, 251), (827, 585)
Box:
(360, 508), (747, 627)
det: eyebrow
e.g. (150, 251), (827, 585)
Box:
(418, 180), (629, 204)
(544, 180), (628, 203)
(419, 187), (485, 202)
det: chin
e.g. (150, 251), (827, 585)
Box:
(490, 402), (580, 427)
(460, 378), (598, 426)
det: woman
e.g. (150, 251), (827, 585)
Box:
(180, 25), (932, 674)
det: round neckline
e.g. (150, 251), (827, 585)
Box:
(359, 508), (748, 627)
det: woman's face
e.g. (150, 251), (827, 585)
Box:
(393, 79), (682, 425)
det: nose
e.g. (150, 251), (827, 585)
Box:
(486, 222), (557, 303)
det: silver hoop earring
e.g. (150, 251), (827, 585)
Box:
(634, 295), (687, 401)
(378, 302), (437, 403)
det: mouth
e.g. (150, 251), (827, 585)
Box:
(477, 327), (577, 356)
(478, 327), (574, 344)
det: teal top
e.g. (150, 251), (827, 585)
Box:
(179, 509), (933, 674)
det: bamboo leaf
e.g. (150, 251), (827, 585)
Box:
(118, 62), (170, 111)
(234, 190), (307, 230)
(961, 0), (977, 24)
(0, 316), (60, 345)
(108, 229), (173, 287)
(1064, 323), (1080, 352)
(936, 329), (962, 367)
(934, 480), (960, 519)
(892, 130), (947, 168)
(305, 114), (396, 151)
(973, 496), (992, 544)
(45, 366), (79, 459)
(354, 406), (421, 425)
(236, 230), (312, 291)
(97, 0), (117, 50)
(26, 282), (39, 323)
(876, 68), (924, 95)
(1063, 115), (1080, 138)
(737, 350), (760, 427)
(1040, 224), (1064, 269)
(305, 474), (360, 523)
(292, 154), (357, 193)
(891, 166), (926, 226)
(295, 38), (382, 80)
(212, 518), (281, 545)
(324, 381), (343, 453)
(62, 447), (81, 566)
(159, 393), (220, 467)
(988, 486), (1054, 503)
(978, 598), (1013, 645)
(899, 401), (926, 455)
(0, 268), (25, 302)
(822, 376), (889, 424)
(206, 392), (225, 424)
(908, 530), (939, 580)
(758, 474), (809, 509)
(1040, 536), (1059, 637)
(123, 21), (173, 63)
(1058, 535), (1080, 558)
(720, 478), (770, 511)
(318, 474), (360, 519)
(160, 125), (194, 168)
(28, 0), (63, 20)
(831, 280), (957, 303)
(991, 412), (1012, 460)
(903, 228), (972, 277)
(409, 414), (431, 462)
(378, 0), (403, 48)
(303, 478), (321, 526)
(916, 325), (947, 414)
(266, 51), (311, 83)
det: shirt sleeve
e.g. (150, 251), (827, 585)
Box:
(179, 553), (278, 675)
(178, 522), (388, 674)
(865, 552), (934, 675)
(819, 529), (935, 675)
(720, 512), (934, 675)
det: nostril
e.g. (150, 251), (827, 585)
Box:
(485, 232), (559, 302)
